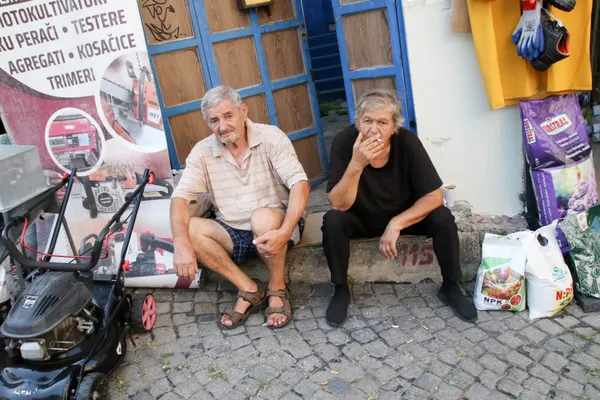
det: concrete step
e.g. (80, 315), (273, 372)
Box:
(206, 201), (482, 285)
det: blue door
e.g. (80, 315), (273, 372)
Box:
(331, 0), (416, 131)
(139, 0), (328, 183)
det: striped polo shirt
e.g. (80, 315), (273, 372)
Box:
(172, 119), (309, 231)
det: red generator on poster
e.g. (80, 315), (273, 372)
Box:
(48, 114), (101, 171)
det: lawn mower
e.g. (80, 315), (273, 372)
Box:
(0, 168), (158, 399)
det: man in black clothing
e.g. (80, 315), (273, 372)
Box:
(322, 89), (477, 327)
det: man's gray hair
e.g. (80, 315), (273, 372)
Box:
(355, 89), (405, 131)
(201, 86), (243, 120)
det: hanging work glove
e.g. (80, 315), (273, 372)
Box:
(512, 0), (545, 61)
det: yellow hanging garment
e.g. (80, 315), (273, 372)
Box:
(466, 0), (593, 110)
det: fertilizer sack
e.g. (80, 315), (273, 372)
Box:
(523, 222), (574, 320)
(559, 204), (600, 299)
(474, 232), (527, 311)
(520, 94), (591, 169)
(530, 156), (599, 252)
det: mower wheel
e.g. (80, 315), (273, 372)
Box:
(75, 373), (108, 400)
(131, 293), (156, 331)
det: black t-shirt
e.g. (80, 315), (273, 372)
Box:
(326, 125), (443, 219)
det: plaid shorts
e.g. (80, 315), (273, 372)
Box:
(215, 215), (305, 265)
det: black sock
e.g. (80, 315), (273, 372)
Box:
(439, 281), (478, 322)
(326, 284), (350, 326)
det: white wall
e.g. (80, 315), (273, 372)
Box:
(402, 0), (524, 215)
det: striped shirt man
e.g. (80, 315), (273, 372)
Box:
(172, 119), (309, 232)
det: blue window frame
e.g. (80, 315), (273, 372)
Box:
(331, 0), (416, 133)
(139, 0), (328, 185)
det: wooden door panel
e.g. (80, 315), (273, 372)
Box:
(273, 83), (314, 134)
(213, 37), (263, 89)
(138, 0), (194, 44)
(169, 110), (212, 162)
(204, 0), (251, 32)
(262, 29), (305, 81)
(244, 94), (270, 124)
(342, 9), (393, 70)
(258, 0), (296, 25)
(152, 48), (207, 107)
(352, 77), (396, 101)
(293, 135), (323, 179)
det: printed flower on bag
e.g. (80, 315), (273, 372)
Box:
(552, 266), (568, 282)
(554, 162), (600, 219)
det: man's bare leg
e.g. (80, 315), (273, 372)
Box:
(251, 208), (289, 327)
(188, 217), (258, 327)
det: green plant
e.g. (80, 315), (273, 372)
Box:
(585, 367), (600, 378)
(158, 353), (173, 373)
(568, 328), (596, 341)
(572, 345), (587, 353)
(207, 365), (227, 380)
(367, 391), (380, 400)
(319, 100), (348, 117)
(115, 377), (128, 392)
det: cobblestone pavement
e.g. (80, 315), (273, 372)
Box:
(109, 282), (600, 400)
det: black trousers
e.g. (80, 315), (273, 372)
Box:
(321, 206), (462, 285)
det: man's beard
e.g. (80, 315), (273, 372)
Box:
(217, 130), (241, 144)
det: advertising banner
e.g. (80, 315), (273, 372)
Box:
(0, 0), (195, 288)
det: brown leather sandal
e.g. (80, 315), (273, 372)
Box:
(264, 287), (292, 329)
(217, 280), (267, 330)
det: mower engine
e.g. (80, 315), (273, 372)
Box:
(0, 271), (96, 361)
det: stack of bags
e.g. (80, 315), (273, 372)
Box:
(473, 92), (600, 317)
(520, 93), (598, 253)
(474, 222), (574, 320)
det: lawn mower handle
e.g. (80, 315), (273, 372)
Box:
(0, 169), (153, 272)
(135, 171), (173, 198)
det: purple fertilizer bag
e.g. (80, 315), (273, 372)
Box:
(530, 157), (599, 253)
(520, 94), (591, 169)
